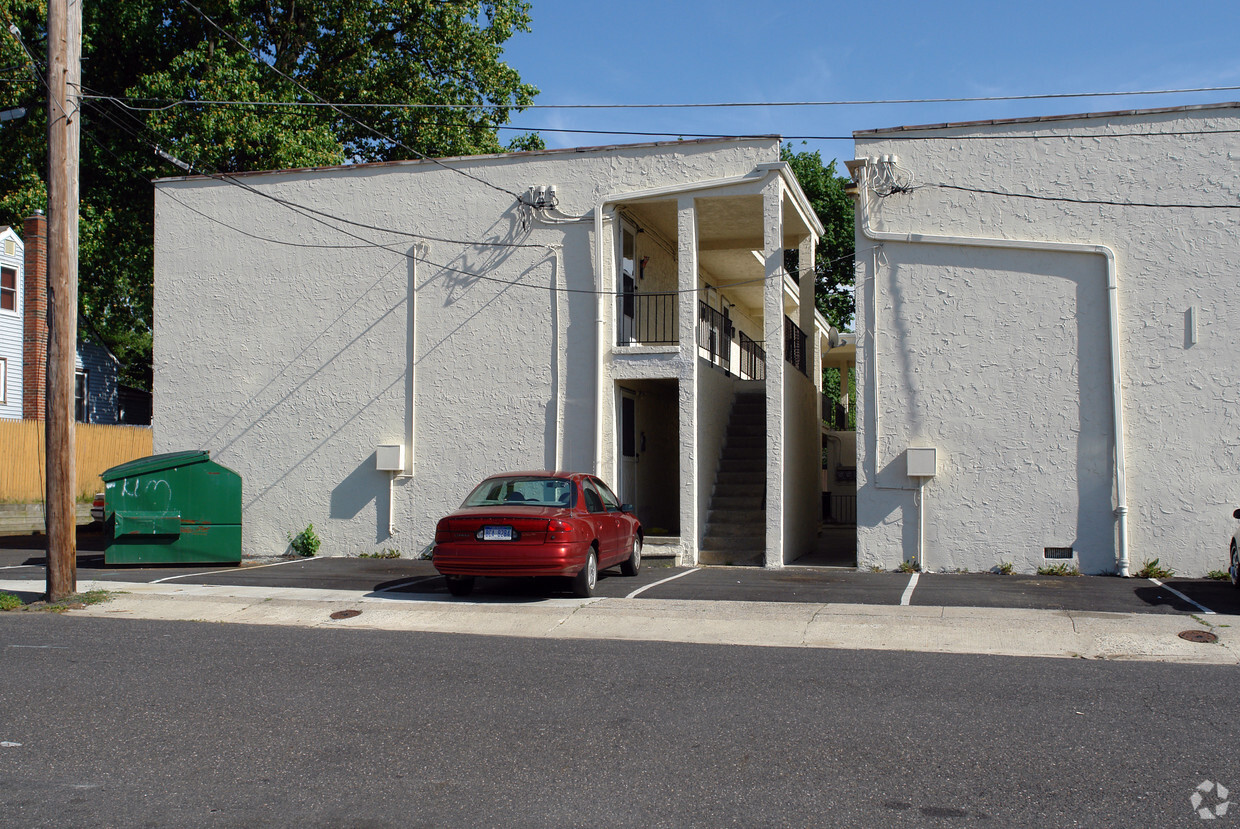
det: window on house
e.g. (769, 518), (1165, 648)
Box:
(75, 369), (88, 423)
(0, 267), (15, 312)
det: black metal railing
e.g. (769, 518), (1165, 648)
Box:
(784, 315), (807, 376)
(697, 301), (731, 372)
(616, 291), (677, 345)
(739, 331), (765, 380)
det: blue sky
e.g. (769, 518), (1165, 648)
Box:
(500, 0), (1240, 167)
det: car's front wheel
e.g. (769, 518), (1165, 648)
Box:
(621, 535), (642, 577)
(571, 549), (598, 598)
(1231, 542), (1239, 590)
(445, 575), (475, 597)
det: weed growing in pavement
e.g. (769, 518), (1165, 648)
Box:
(994, 562), (1015, 575)
(0, 592), (22, 611)
(358, 549), (400, 559)
(1134, 558), (1174, 579)
(1206, 570), (1230, 581)
(896, 559), (920, 574)
(1037, 563), (1080, 576)
(2, 590), (113, 613)
(869, 565), (885, 573)
(288, 524), (321, 557)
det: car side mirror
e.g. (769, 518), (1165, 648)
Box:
(620, 504), (634, 513)
(1233, 508), (1240, 520)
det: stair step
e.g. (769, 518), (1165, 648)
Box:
(697, 549), (763, 566)
(712, 482), (764, 498)
(707, 509), (765, 525)
(717, 459), (763, 474)
(700, 534), (764, 551)
(709, 495), (763, 510)
(715, 471), (764, 486)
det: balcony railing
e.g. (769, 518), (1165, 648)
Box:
(697, 301), (731, 372)
(739, 331), (765, 380)
(784, 315), (807, 376)
(616, 291), (677, 346)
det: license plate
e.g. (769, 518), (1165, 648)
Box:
(482, 525), (514, 541)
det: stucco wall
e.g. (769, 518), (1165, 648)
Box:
(855, 104), (1240, 575)
(155, 138), (779, 555)
(782, 364), (819, 563)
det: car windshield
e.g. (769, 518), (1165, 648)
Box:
(461, 477), (575, 508)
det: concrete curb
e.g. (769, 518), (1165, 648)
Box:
(8, 578), (1236, 665)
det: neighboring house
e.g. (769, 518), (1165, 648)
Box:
(154, 137), (833, 564)
(849, 102), (1240, 577)
(0, 225), (22, 419)
(1, 213), (137, 425)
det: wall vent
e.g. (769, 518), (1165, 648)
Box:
(1044, 547), (1074, 559)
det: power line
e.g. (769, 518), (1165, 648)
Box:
(928, 182), (1240, 209)
(175, 0), (522, 201)
(79, 83), (1240, 110)
(84, 98), (857, 298)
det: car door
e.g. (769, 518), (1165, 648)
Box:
(580, 479), (614, 561)
(589, 477), (626, 566)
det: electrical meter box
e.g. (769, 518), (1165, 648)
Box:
(906, 447), (937, 478)
(375, 444), (405, 472)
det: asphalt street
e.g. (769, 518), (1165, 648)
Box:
(0, 533), (1236, 615)
(1, 612), (1236, 828)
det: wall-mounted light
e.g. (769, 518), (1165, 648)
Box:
(639, 256), (649, 280)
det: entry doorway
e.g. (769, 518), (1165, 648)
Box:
(615, 379), (679, 536)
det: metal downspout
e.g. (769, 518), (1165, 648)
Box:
(850, 161), (1130, 577)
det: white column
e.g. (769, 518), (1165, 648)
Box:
(762, 176), (784, 568)
(677, 195), (699, 566)
(799, 235), (819, 389)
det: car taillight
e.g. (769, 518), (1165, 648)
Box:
(546, 519), (573, 542)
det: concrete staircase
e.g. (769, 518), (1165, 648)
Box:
(699, 393), (766, 566)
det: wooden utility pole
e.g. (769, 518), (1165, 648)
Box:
(44, 0), (80, 601)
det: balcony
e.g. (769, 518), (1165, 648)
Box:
(615, 291), (677, 346)
(784, 315), (807, 376)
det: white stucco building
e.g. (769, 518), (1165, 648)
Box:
(154, 137), (832, 565)
(849, 102), (1240, 577)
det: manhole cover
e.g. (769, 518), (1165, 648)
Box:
(330, 609), (361, 620)
(1178, 630), (1218, 643)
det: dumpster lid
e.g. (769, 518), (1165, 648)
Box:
(102, 450), (212, 482)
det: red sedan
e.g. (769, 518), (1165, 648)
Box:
(432, 471), (642, 598)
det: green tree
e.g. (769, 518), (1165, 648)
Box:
(781, 142), (855, 331)
(0, 0), (539, 388)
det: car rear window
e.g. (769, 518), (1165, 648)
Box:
(462, 477), (575, 508)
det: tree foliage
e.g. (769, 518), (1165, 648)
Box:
(0, 0), (539, 387)
(781, 142), (855, 331)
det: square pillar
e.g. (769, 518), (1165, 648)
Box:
(677, 195), (699, 565)
(762, 176), (784, 568)
(799, 235), (820, 390)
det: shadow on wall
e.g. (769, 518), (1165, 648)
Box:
(330, 452), (390, 544)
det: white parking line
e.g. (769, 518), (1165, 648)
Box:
(374, 575), (440, 593)
(150, 557), (319, 584)
(900, 572), (920, 606)
(1147, 577), (1215, 615)
(0, 564), (39, 570)
(625, 568), (700, 599)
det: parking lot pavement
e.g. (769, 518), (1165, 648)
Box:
(2, 534), (1238, 614)
(908, 572), (1240, 615)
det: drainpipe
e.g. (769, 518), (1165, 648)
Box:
(848, 159), (1130, 577)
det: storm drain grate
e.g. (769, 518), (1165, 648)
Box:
(1178, 630), (1218, 644)
(330, 609), (362, 620)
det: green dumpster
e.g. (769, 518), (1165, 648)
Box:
(102, 451), (242, 565)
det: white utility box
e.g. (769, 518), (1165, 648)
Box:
(906, 447), (937, 478)
(375, 444), (405, 472)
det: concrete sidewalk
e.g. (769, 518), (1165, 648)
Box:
(7, 577), (1236, 666)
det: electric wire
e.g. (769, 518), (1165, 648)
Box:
(84, 100), (859, 298)
(77, 83), (1240, 111)
(176, 0), (523, 201)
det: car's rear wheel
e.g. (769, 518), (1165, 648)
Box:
(445, 575), (475, 597)
(621, 535), (642, 577)
(1231, 542), (1239, 590)
(571, 549), (598, 598)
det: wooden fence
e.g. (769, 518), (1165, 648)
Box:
(0, 419), (154, 502)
